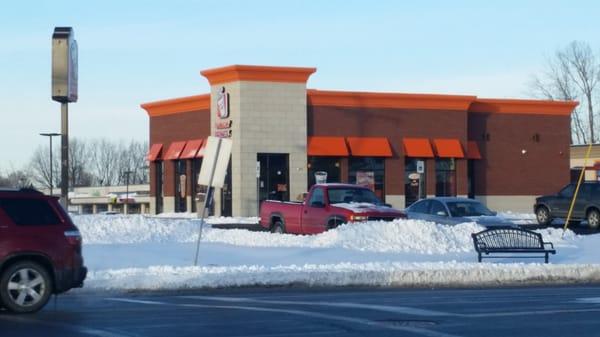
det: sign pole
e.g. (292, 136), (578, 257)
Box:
(194, 138), (222, 266)
(60, 102), (69, 208)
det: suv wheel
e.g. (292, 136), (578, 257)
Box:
(587, 209), (600, 229)
(535, 206), (552, 226)
(0, 261), (52, 313)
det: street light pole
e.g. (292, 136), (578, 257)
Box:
(40, 132), (61, 196)
(123, 170), (133, 215)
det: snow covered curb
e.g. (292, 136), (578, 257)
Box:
(82, 262), (600, 291)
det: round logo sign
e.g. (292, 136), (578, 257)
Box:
(408, 173), (420, 180)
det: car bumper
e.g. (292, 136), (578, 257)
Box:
(54, 266), (88, 293)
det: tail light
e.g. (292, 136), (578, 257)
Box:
(64, 229), (82, 246)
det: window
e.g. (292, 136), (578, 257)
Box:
(174, 160), (187, 212)
(349, 158), (385, 199)
(0, 198), (61, 226)
(309, 187), (325, 206)
(308, 157), (341, 187)
(446, 201), (494, 217)
(559, 184), (575, 198)
(435, 159), (456, 197)
(409, 200), (430, 214)
(327, 187), (381, 205)
(404, 158), (426, 207)
(429, 200), (447, 216)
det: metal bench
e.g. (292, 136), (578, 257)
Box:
(471, 227), (556, 263)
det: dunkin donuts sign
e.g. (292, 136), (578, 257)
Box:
(215, 87), (232, 138)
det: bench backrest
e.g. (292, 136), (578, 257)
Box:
(472, 227), (544, 251)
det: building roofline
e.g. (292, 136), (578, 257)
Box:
(141, 94), (210, 117)
(469, 98), (579, 116)
(201, 64), (316, 85)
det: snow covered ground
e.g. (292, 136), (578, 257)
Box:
(73, 214), (600, 291)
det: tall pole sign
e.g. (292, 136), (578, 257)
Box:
(51, 27), (78, 208)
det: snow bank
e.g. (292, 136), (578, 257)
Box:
(83, 262), (600, 291)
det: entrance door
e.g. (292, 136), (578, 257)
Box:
(221, 161), (232, 216)
(155, 161), (163, 214)
(258, 153), (289, 204)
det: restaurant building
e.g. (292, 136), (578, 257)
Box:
(141, 65), (578, 216)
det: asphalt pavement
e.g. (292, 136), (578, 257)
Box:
(2, 285), (600, 337)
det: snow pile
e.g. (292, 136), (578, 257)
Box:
(499, 211), (537, 225)
(84, 262), (600, 291)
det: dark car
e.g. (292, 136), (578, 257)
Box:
(405, 197), (516, 228)
(534, 182), (600, 228)
(0, 188), (87, 313)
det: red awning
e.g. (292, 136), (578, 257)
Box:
(180, 139), (204, 159)
(307, 136), (349, 156)
(196, 138), (208, 158)
(433, 139), (464, 158)
(403, 138), (434, 158)
(346, 137), (393, 157)
(467, 141), (482, 160)
(164, 141), (187, 160)
(147, 143), (163, 161)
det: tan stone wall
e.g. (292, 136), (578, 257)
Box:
(210, 81), (308, 216)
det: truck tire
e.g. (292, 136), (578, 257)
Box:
(271, 221), (285, 234)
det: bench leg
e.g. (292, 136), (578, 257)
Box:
(478, 253), (482, 263)
(545, 253), (548, 264)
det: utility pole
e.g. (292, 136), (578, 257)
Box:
(123, 170), (134, 214)
(39, 132), (61, 196)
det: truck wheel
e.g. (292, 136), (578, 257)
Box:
(271, 221), (285, 234)
(535, 206), (552, 226)
(0, 261), (52, 313)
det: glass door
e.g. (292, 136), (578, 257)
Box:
(257, 153), (290, 204)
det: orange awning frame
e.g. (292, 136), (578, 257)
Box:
(346, 137), (393, 157)
(467, 141), (482, 160)
(433, 139), (465, 158)
(307, 136), (349, 156)
(403, 138), (434, 158)
(164, 141), (187, 160)
(180, 139), (204, 159)
(147, 143), (163, 162)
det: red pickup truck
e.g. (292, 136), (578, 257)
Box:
(259, 183), (406, 234)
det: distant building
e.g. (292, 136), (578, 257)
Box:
(570, 144), (600, 182)
(47, 184), (151, 215)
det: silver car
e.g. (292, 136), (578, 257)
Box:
(405, 197), (516, 228)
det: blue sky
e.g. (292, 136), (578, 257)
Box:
(1, 0), (599, 170)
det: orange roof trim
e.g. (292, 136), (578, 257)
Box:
(201, 65), (316, 85)
(141, 94), (210, 117)
(164, 141), (187, 160)
(346, 137), (393, 157)
(469, 98), (578, 116)
(147, 143), (163, 162)
(308, 89), (476, 111)
(433, 139), (464, 158)
(180, 139), (204, 159)
(467, 141), (482, 160)
(403, 138), (434, 158)
(308, 137), (349, 156)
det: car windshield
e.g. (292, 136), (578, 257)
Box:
(446, 201), (495, 217)
(328, 187), (381, 205)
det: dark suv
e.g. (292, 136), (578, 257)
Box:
(0, 188), (86, 313)
(534, 182), (600, 228)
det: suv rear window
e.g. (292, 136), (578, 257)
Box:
(0, 198), (61, 226)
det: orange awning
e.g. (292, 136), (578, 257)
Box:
(467, 141), (482, 160)
(180, 139), (204, 159)
(307, 136), (349, 156)
(346, 137), (393, 157)
(196, 138), (208, 158)
(403, 138), (434, 158)
(147, 143), (163, 162)
(164, 141), (187, 160)
(433, 139), (464, 158)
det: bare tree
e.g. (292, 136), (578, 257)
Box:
(0, 167), (33, 188)
(530, 41), (600, 144)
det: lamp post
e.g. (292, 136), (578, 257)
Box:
(39, 132), (61, 196)
(123, 170), (134, 214)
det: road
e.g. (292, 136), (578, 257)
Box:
(2, 285), (600, 337)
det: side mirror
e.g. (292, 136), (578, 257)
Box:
(311, 201), (325, 208)
(436, 211), (448, 217)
